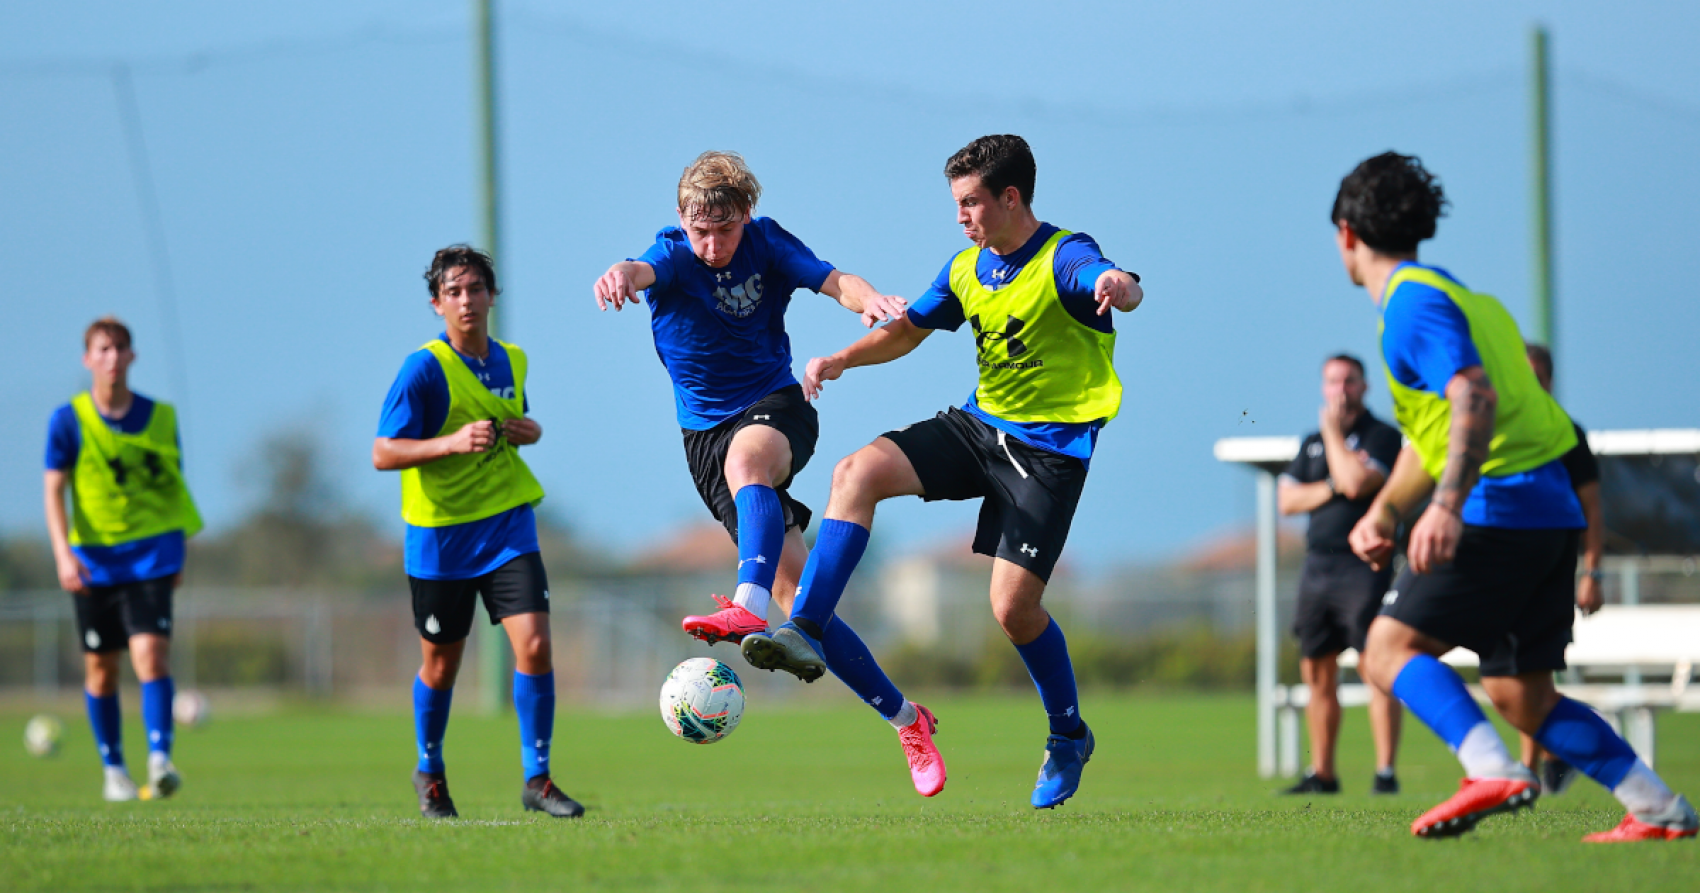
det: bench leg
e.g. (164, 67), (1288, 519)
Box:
(1626, 708), (1657, 770)
(1278, 705), (1301, 778)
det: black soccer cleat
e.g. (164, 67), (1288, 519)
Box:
(413, 770), (459, 818)
(1280, 770), (1341, 795)
(521, 776), (586, 818)
(1372, 770), (1401, 795)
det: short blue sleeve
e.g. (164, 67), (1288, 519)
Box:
(752, 218), (834, 293)
(378, 350), (450, 440)
(906, 257), (967, 331)
(1381, 280), (1482, 394)
(45, 405), (79, 470)
(636, 228), (690, 299)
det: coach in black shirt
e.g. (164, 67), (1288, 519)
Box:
(1277, 354), (1404, 795)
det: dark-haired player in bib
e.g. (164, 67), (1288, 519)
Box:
(1335, 152), (1694, 841)
(376, 245), (582, 820)
(742, 134), (1143, 808)
(594, 151), (938, 790)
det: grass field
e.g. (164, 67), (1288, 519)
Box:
(2, 691), (1695, 892)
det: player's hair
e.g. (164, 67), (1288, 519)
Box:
(1324, 353), (1365, 379)
(677, 151), (761, 223)
(1330, 152), (1448, 255)
(1525, 342), (1553, 382)
(945, 134), (1037, 207)
(423, 244), (499, 299)
(83, 316), (132, 351)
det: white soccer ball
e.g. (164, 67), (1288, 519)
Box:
(173, 689), (210, 727)
(659, 657), (746, 744)
(24, 714), (63, 757)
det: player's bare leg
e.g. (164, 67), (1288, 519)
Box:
(1284, 654), (1342, 793)
(1370, 685), (1402, 793)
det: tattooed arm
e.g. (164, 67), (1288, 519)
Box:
(1407, 366), (1497, 573)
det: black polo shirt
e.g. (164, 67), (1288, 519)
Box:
(1281, 410), (1402, 553)
(1561, 420), (1598, 489)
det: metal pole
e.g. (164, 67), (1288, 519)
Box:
(1256, 470), (1278, 777)
(1530, 26), (1555, 370)
(474, 0), (509, 716)
(1623, 559), (1642, 687)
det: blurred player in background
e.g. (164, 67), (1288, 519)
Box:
(1335, 152), (1694, 841)
(1277, 354), (1404, 795)
(44, 317), (201, 802)
(592, 152), (937, 790)
(741, 134), (1143, 808)
(1518, 342), (1605, 794)
(374, 245), (582, 820)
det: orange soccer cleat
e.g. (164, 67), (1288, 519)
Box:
(1411, 775), (1538, 838)
(1584, 795), (1698, 843)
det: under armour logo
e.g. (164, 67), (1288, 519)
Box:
(753, 414), (770, 420)
(716, 271), (733, 282)
(1019, 543), (1039, 557)
(424, 615), (441, 635)
(1064, 706), (1076, 717)
(1383, 590), (1398, 606)
(739, 555), (769, 568)
(871, 696), (884, 706)
(544, 591), (550, 600)
(970, 313), (1028, 358)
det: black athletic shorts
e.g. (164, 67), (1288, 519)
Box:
(74, 575), (175, 653)
(1380, 526), (1578, 677)
(1292, 551), (1393, 659)
(409, 551), (550, 644)
(883, 407), (1086, 583)
(682, 385), (818, 543)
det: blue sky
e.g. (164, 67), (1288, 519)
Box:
(5, 1), (1698, 574)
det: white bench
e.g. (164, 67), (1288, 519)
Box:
(1273, 604), (1700, 776)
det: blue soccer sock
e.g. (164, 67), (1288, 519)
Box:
(1533, 696), (1639, 789)
(1015, 618), (1084, 737)
(140, 677), (174, 757)
(85, 690), (124, 769)
(1391, 654), (1519, 777)
(790, 519), (871, 635)
(513, 670), (555, 782)
(732, 485), (786, 618)
(820, 616), (906, 722)
(413, 676), (453, 775)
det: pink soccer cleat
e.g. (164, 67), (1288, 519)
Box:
(1411, 775), (1537, 838)
(682, 594), (768, 645)
(897, 703), (946, 798)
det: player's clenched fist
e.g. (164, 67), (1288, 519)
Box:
(450, 419), (498, 454)
(502, 417), (542, 446)
(1349, 503), (1397, 571)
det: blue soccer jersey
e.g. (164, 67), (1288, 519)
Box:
(637, 216), (836, 430)
(906, 223), (1127, 465)
(45, 393), (186, 586)
(1381, 262), (1584, 529)
(377, 334), (539, 579)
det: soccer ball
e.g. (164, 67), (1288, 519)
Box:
(173, 689), (210, 727)
(659, 657), (746, 744)
(24, 714), (63, 757)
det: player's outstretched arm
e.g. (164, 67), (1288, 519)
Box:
(1093, 270), (1143, 315)
(819, 270), (909, 328)
(1349, 445), (1434, 571)
(42, 469), (89, 594)
(594, 261), (656, 312)
(803, 315), (932, 401)
(373, 420), (499, 471)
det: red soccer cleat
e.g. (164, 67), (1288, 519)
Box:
(682, 594), (768, 645)
(897, 703), (946, 798)
(1411, 776), (1538, 838)
(1584, 795), (1698, 843)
